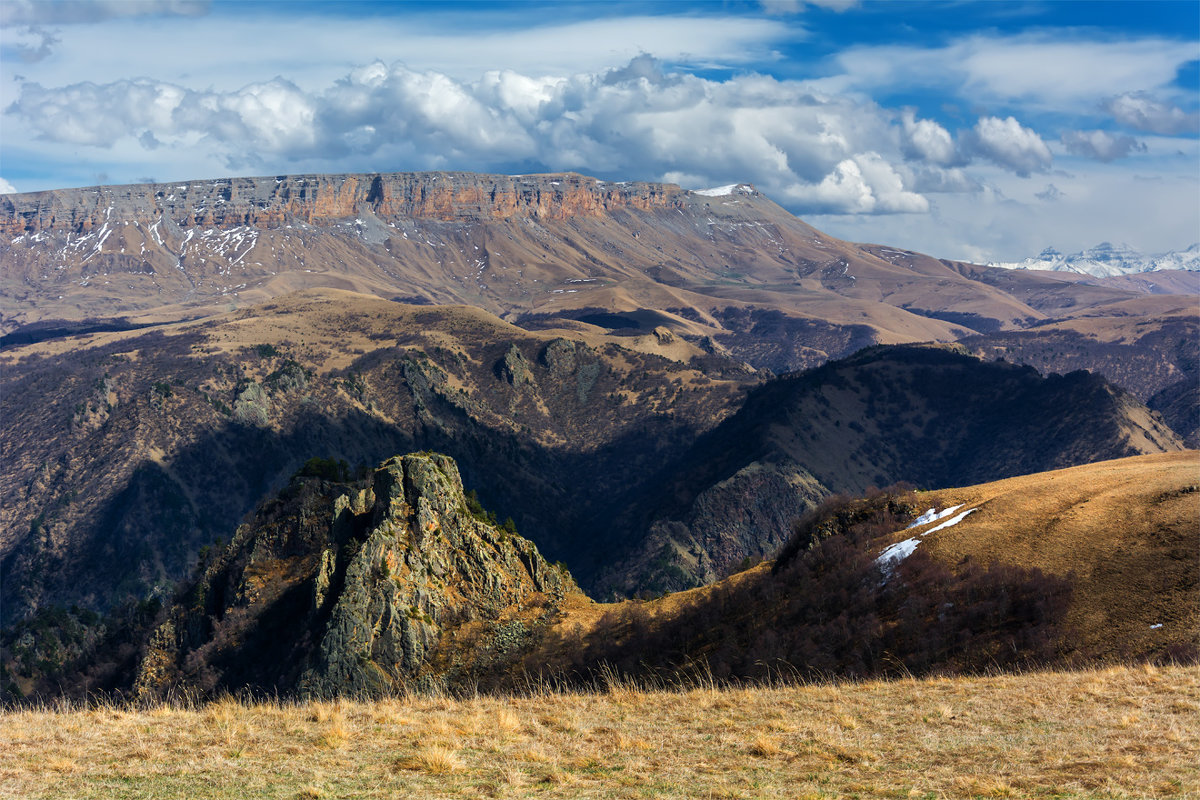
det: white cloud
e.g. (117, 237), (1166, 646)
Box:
(0, 177), (17, 194)
(781, 153), (927, 214)
(1105, 92), (1200, 136)
(0, 1), (207, 25)
(0, 14), (791, 101)
(836, 34), (1198, 111)
(761, 0), (860, 13)
(1061, 130), (1146, 163)
(900, 110), (959, 165)
(965, 116), (1052, 177)
(813, 155), (1199, 263)
(5, 57), (936, 216)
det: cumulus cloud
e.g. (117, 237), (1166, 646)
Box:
(965, 116), (1052, 177)
(1061, 130), (1146, 162)
(0, 177), (17, 194)
(817, 152), (928, 213)
(1104, 92), (1199, 135)
(900, 109), (959, 165)
(779, 153), (928, 214)
(5, 57), (938, 216)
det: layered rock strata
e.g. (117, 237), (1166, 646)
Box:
(0, 172), (688, 236)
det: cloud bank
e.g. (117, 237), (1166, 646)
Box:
(1, 7), (1195, 261)
(7, 56), (1071, 217)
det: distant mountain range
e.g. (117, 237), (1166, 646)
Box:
(990, 242), (1200, 277)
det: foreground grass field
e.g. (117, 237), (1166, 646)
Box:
(2, 665), (1197, 799)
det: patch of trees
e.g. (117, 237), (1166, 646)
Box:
(531, 488), (1073, 686)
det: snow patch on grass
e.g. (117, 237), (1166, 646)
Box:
(878, 504), (979, 575)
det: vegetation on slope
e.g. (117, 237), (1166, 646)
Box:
(7, 450), (1195, 703)
(526, 488), (1074, 687)
(0, 295), (751, 623)
(599, 343), (1182, 595)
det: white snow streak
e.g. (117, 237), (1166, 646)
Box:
(877, 504), (979, 575)
(695, 184), (739, 197)
(876, 537), (920, 573)
(906, 504), (965, 529)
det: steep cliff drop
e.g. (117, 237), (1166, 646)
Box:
(134, 452), (576, 700)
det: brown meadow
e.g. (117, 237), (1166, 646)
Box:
(1, 664), (1196, 799)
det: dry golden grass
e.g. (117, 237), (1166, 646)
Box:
(1, 664), (1196, 799)
(907, 451), (1199, 660)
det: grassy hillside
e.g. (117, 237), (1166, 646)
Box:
(899, 451), (1199, 662)
(600, 346), (1183, 594)
(528, 453), (1197, 686)
(6, 449), (1192, 703)
(1, 665), (1195, 799)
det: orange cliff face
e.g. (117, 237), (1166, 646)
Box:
(0, 172), (690, 236)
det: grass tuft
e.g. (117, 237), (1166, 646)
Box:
(400, 744), (463, 775)
(747, 735), (783, 758)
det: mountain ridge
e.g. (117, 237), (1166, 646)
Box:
(8, 450), (1192, 701)
(990, 242), (1200, 277)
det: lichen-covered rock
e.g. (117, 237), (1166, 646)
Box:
(232, 381), (269, 425)
(497, 343), (536, 389)
(133, 452), (575, 699)
(540, 338), (577, 378)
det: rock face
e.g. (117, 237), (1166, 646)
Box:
(134, 452), (574, 699)
(0, 172), (687, 237)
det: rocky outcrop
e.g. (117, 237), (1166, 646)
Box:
(0, 172), (689, 236)
(497, 343), (537, 389)
(133, 452), (575, 699)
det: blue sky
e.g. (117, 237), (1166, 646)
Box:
(1, 0), (1196, 262)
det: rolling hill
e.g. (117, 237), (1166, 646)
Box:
(5, 451), (1192, 702)
(0, 292), (1180, 631)
(526, 452), (1198, 687)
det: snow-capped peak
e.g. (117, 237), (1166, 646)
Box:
(989, 242), (1200, 277)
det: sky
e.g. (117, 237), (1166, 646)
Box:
(0, 0), (1197, 263)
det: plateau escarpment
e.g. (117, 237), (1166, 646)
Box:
(3, 171), (1196, 431)
(0, 172), (687, 236)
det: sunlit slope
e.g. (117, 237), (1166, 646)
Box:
(540, 453), (1197, 682)
(881, 451), (1199, 661)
